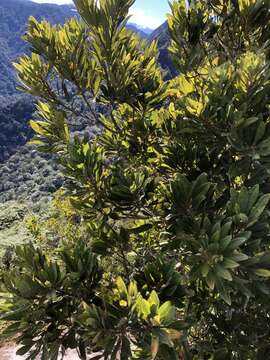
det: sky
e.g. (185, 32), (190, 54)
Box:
(30, 0), (170, 29)
(130, 0), (170, 28)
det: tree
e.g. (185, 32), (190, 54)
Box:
(2, 0), (270, 358)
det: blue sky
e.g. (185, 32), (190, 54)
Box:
(31, 0), (170, 28)
(130, 0), (170, 28)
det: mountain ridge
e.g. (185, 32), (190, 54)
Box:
(0, 0), (157, 96)
(128, 22), (154, 36)
(0, 0), (75, 95)
(149, 21), (177, 79)
(0, 0), (174, 205)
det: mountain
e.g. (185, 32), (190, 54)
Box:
(0, 0), (75, 205)
(0, 94), (34, 162)
(0, 0), (175, 206)
(0, 0), (153, 97)
(0, 0), (75, 96)
(150, 22), (169, 46)
(127, 23), (149, 38)
(0, 0), (152, 159)
(0, 0), (76, 163)
(149, 21), (177, 79)
(128, 23), (153, 36)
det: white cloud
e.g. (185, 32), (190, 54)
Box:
(129, 7), (161, 29)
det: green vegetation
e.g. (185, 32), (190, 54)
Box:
(0, 0), (76, 205)
(0, 93), (64, 206)
(0, 0), (152, 97)
(0, 95), (35, 162)
(2, 0), (270, 359)
(149, 22), (177, 79)
(0, 0), (159, 207)
(0, 201), (32, 258)
(0, 145), (63, 206)
(0, 0), (75, 96)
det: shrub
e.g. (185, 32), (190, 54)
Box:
(2, 0), (270, 359)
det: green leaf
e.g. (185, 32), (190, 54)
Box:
(16, 344), (33, 356)
(158, 301), (175, 325)
(206, 272), (216, 290)
(247, 185), (260, 210)
(249, 194), (270, 223)
(226, 236), (248, 251)
(148, 291), (160, 310)
(129, 223), (153, 234)
(116, 277), (128, 297)
(219, 235), (232, 252)
(1, 322), (23, 337)
(220, 221), (232, 239)
(222, 258), (239, 269)
(201, 263), (210, 277)
(229, 252), (249, 262)
(30, 120), (49, 135)
(48, 342), (60, 360)
(216, 278), (231, 305)
(1, 305), (30, 321)
(136, 297), (151, 319)
(215, 264), (233, 281)
(254, 269), (270, 277)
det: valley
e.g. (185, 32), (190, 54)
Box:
(0, 0), (170, 210)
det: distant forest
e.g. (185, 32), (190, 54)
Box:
(0, 0), (173, 208)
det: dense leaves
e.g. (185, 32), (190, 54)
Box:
(0, 0), (154, 205)
(0, 0), (75, 96)
(2, 0), (270, 359)
(0, 95), (34, 162)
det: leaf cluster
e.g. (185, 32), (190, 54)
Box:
(3, 0), (270, 359)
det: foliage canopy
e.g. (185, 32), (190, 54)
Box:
(2, 0), (270, 359)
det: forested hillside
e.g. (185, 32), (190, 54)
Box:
(0, 0), (149, 96)
(150, 21), (177, 79)
(0, 0), (75, 96)
(0, 0), (77, 205)
(0, 95), (34, 162)
(0, 0), (171, 206)
(2, 1), (270, 358)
